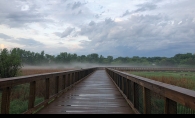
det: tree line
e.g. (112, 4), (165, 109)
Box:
(0, 47), (195, 78)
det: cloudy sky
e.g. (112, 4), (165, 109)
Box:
(0, 0), (195, 58)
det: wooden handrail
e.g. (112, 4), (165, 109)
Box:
(0, 68), (97, 114)
(106, 68), (195, 114)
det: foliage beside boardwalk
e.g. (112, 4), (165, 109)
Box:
(125, 71), (195, 90)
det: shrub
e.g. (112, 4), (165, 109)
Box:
(0, 48), (22, 78)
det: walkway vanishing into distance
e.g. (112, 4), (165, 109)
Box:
(36, 70), (135, 114)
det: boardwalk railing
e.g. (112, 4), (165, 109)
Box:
(0, 68), (96, 114)
(106, 68), (195, 114)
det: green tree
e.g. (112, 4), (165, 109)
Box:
(80, 55), (87, 62)
(107, 56), (113, 64)
(0, 48), (22, 78)
(99, 55), (104, 63)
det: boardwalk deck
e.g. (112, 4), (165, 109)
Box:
(36, 70), (135, 114)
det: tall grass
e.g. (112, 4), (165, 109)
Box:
(9, 97), (44, 114)
(124, 71), (195, 90)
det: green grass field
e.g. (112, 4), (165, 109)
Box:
(124, 71), (195, 90)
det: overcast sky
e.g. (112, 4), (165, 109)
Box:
(0, 0), (195, 58)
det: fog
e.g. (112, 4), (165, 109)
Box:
(22, 62), (113, 70)
(22, 62), (163, 70)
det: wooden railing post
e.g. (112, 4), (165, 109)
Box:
(58, 75), (62, 92)
(77, 72), (79, 81)
(75, 72), (78, 82)
(1, 87), (11, 114)
(73, 73), (75, 84)
(65, 74), (68, 88)
(79, 71), (82, 79)
(28, 81), (36, 111)
(116, 74), (118, 86)
(113, 72), (116, 82)
(62, 75), (65, 90)
(45, 78), (50, 100)
(117, 75), (119, 87)
(84, 70), (86, 77)
(133, 83), (139, 109)
(55, 76), (59, 94)
(70, 73), (72, 86)
(111, 71), (113, 79)
(82, 71), (84, 78)
(164, 98), (177, 114)
(121, 77), (124, 93)
(143, 87), (151, 114)
(126, 79), (130, 100)
(78, 72), (80, 80)
(124, 78), (127, 97)
(67, 74), (70, 87)
(120, 76), (122, 90)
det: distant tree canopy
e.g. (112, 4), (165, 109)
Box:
(0, 47), (195, 78)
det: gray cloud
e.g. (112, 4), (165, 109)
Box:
(89, 21), (96, 26)
(0, 33), (44, 46)
(58, 42), (64, 45)
(61, 27), (75, 38)
(122, 10), (130, 17)
(121, 0), (161, 17)
(78, 10), (82, 14)
(135, 2), (157, 13)
(6, 12), (47, 26)
(16, 38), (44, 46)
(94, 14), (100, 19)
(66, 1), (87, 10)
(43, 0), (95, 26)
(76, 14), (195, 56)
(0, 33), (13, 39)
(55, 27), (75, 38)
(105, 18), (114, 24)
(0, 0), (95, 28)
(0, 0), (51, 27)
(1, 0), (195, 57)
(72, 1), (82, 10)
(54, 32), (62, 37)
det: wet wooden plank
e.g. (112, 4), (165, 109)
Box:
(36, 70), (135, 114)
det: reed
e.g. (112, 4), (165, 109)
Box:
(125, 71), (195, 90)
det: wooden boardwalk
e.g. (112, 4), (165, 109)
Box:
(36, 70), (135, 114)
